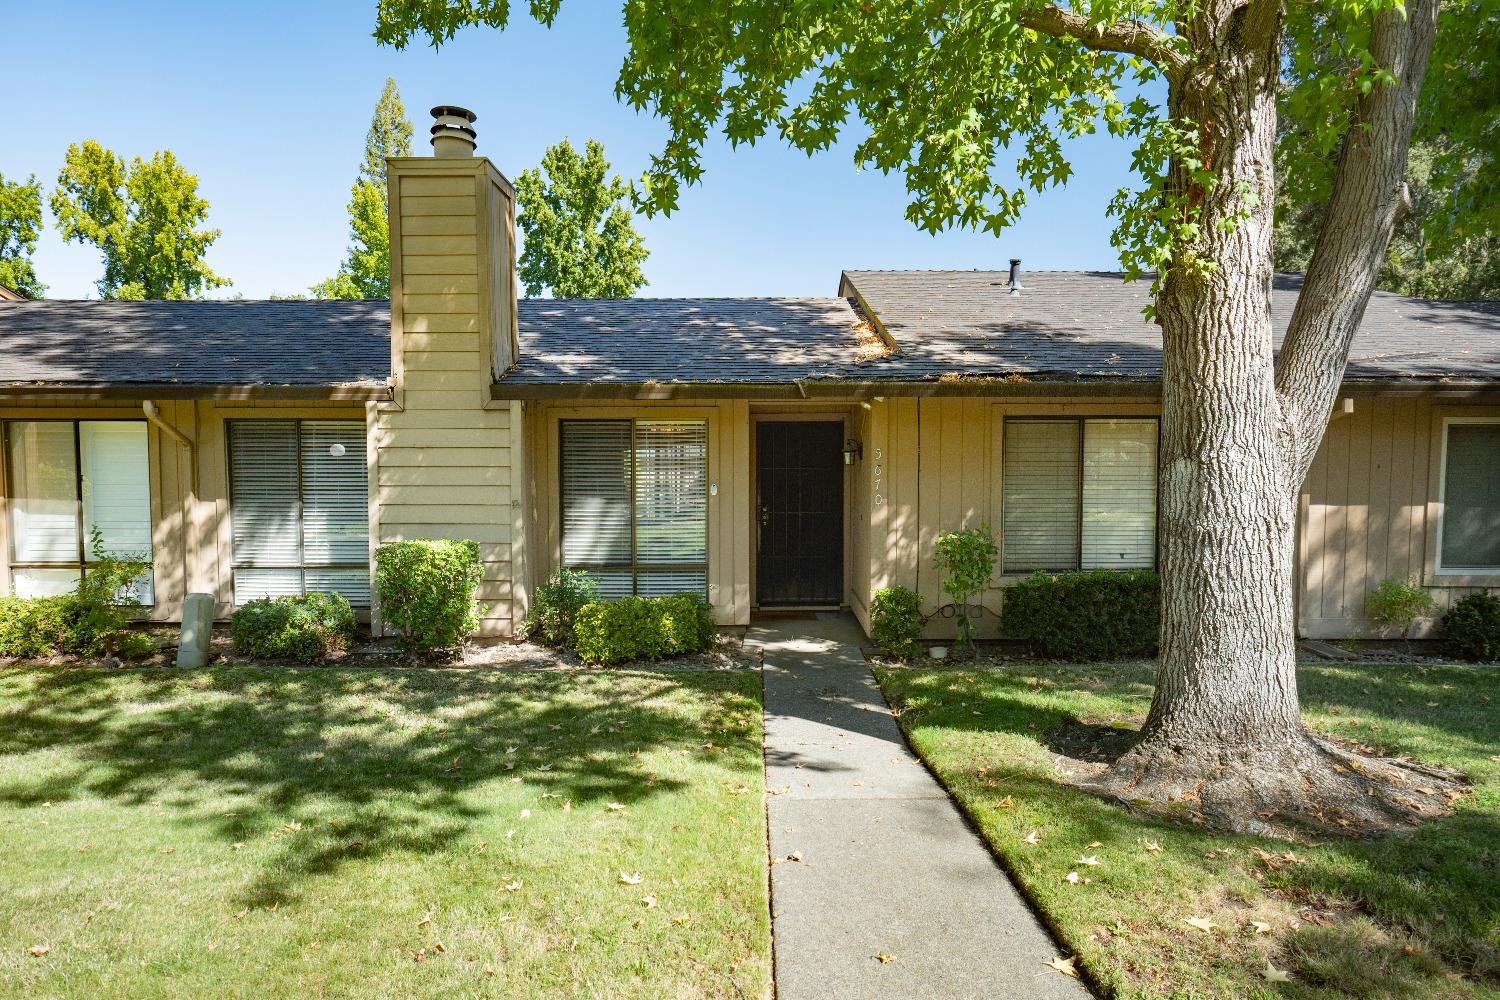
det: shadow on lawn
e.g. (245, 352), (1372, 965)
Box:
(0, 666), (758, 909)
(883, 663), (1500, 987)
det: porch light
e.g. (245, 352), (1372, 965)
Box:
(842, 439), (863, 465)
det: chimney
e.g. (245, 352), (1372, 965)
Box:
(430, 105), (478, 157)
(1007, 258), (1023, 297)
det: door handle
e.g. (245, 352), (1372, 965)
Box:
(758, 504), (770, 527)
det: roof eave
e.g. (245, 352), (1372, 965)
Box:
(0, 383), (393, 402)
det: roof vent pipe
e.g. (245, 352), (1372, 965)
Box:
(430, 105), (478, 157)
(1007, 258), (1024, 297)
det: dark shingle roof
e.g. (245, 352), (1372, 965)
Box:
(0, 299), (391, 388)
(508, 298), (865, 384)
(841, 270), (1500, 382)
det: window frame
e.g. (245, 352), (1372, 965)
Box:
(1434, 415), (1500, 576)
(226, 419), (371, 607)
(558, 417), (710, 598)
(2, 418), (154, 601)
(999, 415), (1161, 575)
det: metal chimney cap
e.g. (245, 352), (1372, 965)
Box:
(430, 105), (478, 156)
(430, 105), (477, 124)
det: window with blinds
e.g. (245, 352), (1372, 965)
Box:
(4, 420), (153, 601)
(1439, 420), (1500, 571)
(228, 420), (370, 606)
(1002, 418), (1157, 574)
(560, 419), (708, 598)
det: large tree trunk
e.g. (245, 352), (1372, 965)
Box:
(1086, 0), (1458, 836)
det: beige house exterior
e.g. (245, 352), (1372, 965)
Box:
(1, 107), (1497, 643)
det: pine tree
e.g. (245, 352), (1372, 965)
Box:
(313, 78), (413, 299)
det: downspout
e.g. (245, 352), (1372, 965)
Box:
(142, 400), (197, 493)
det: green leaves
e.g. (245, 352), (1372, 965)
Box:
(0, 171), (45, 297)
(50, 140), (228, 300)
(515, 138), (649, 299)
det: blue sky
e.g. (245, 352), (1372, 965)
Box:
(5, 1), (1150, 299)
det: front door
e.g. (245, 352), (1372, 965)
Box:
(756, 421), (844, 606)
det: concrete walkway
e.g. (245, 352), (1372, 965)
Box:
(749, 613), (1089, 1000)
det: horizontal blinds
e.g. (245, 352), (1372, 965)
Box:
(80, 421), (152, 559)
(8, 421), (79, 563)
(1441, 423), (1500, 569)
(299, 421), (369, 566)
(229, 421), (301, 568)
(1002, 420), (1081, 572)
(561, 421), (632, 576)
(634, 421), (707, 569)
(1081, 419), (1157, 569)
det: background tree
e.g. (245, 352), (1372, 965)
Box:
(514, 139), (648, 298)
(313, 77), (413, 299)
(0, 171), (46, 297)
(376, 0), (1473, 832)
(51, 140), (228, 300)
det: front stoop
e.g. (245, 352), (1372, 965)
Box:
(750, 613), (1091, 1000)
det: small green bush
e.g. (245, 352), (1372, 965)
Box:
(871, 586), (924, 658)
(375, 539), (484, 650)
(1365, 577), (1437, 638)
(1438, 592), (1500, 662)
(1001, 569), (1159, 661)
(933, 525), (998, 656)
(573, 594), (717, 665)
(113, 630), (158, 661)
(520, 568), (598, 647)
(230, 592), (357, 663)
(0, 596), (74, 658)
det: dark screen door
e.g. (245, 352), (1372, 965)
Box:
(756, 421), (844, 606)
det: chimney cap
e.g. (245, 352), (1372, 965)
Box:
(430, 105), (477, 124)
(430, 105), (478, 157)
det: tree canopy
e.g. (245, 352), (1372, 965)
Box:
(0, 171), (45, 298)
(514, 138), (648, 299)
(51, 140), (228, 300)
(313, 77), (414, 299)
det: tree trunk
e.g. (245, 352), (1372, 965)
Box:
(1086, 0), (1460, 836)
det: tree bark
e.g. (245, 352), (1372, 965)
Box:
(1085, 0), (1455, 836)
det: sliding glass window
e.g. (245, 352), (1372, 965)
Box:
(5, 420), (153, 600)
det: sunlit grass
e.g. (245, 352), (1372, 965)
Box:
(876, 660), (1499, 1000)
(0, 666), (770, 999)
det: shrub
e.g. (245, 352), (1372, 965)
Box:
(573, 593), (717, 665)
(1365, 577), (1437, 638)
(375, 539), (484, 650)
(113, 630), (158, 661)
(1438, 592), (1500, 662)
(0, 596), (73, 658)
(1001, 569), (1159, 661)
(520, 568), (598, 647)
(932, 525), (998, 656)
(870, 586), (924, 658)
(230, 592), (357, 662)
(0, 531), (151, 660)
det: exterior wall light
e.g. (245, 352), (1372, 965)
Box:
(842, 439), (863, 465)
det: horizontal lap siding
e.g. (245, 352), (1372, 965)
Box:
(375, 159), (521, 636)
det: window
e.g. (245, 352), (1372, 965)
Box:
(5, 420), (153, 600)
(228, 420), (369, 606)
(1001, 418), (1157, 573)
(1438, 419), (1500, 572)
(560, 419), (707, 599)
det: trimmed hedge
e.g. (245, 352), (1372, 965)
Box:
(870, 586), (924, 658)
(230, 593), (357, 663)
(0, 542), (152, 660)
(0, 596), (74, 658)
(374, 539), (484, 650)
(1438, 592), (1500, 662)
(520, 568), (598, 647)
(1001, 569), (1159, 660)
(573, 594), (717, 666)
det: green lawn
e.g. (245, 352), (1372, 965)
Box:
(0, 666), (770, 999)
(876, 660), (1499, 1000)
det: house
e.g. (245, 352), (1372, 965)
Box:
(1, 106), (1497, 642)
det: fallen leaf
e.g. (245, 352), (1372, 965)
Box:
(1077, 855), (1101, 866)
(997, 795), (1016, 809)
(29, 945), (50, 958)
(787, 851), (804, 863)
(432, 941), (446, 954)
(499, 880), (522, 893)
(875, 950), (896, 964)
(1262, 960), (1292, 982)
(1045, 955), (1079, 978)
(1065, 871), (1081, 884)
(1143, 840), (1162, 852)
(1184, 916), (1217, 933)
(562, 800), (572, 813)
(619, 872), (643, 885)
(519, 809), (532, 820)
(417, 915), (433, 928)
(505, 746), (518, 754)
(606, 802), (627, 812)
(1085, 841), (1102, 849)
(1023, 830), (1041, 846)
(643, 895), (657, 909)
(536, 764), (553, 772)
(671, 913), (692, 926)
(414, 948), (427, 963)
(1250, 920), (1273, 935)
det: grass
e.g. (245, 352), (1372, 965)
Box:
(0, 666), (770, 999)
(875, 660), (1499, 1000)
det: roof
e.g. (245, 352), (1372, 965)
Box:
(1, 272), (1497, 395)
(0, 299), (391, 392)
(0, 284), (24, 303)
(839, 271), (1500, 383)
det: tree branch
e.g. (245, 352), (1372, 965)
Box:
(1016, 4), (1187, 75)
(1274, 0), (1440, 485)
